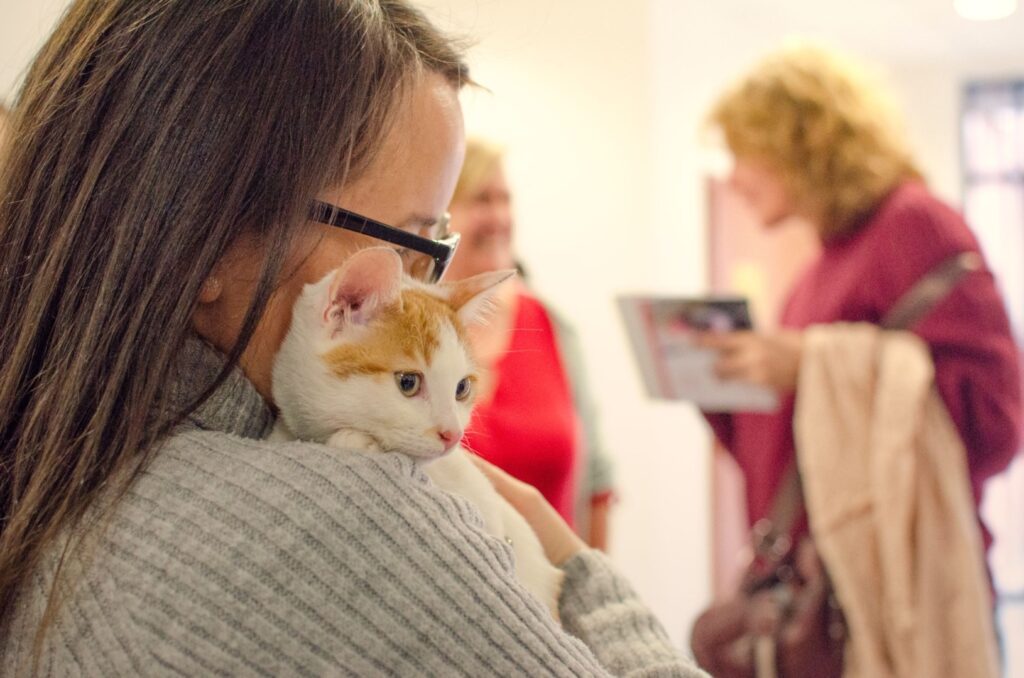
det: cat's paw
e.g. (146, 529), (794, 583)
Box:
(327, 429), (383, 453)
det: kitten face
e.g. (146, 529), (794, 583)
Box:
(318, 294), (477, 458)
(272, 247), (513, 459)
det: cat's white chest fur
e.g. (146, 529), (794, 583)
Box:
(423, 448), (563, 620)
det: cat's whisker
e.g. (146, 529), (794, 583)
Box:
(459, 440), (484, 457)
(462, 428), (495, 441)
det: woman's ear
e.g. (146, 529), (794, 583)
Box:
(198, 275), (223, 304)
(192, 264), (232, 349)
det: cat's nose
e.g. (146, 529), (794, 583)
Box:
(437, 429), (459, 450)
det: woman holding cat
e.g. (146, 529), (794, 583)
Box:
(446, 138), (615, 550)
(0, 1), (705, 675)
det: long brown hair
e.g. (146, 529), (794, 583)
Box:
(0, 0), (467, 642)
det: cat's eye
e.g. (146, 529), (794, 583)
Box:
(455, 377), (474, 402)
(395, 371), (422, 397)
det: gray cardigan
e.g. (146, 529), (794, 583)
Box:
(2, 338), (706, 677)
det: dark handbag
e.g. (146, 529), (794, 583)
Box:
(690, 252), (982, 678)
(691, 468), (846, 678)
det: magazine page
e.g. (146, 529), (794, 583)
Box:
(617, 295), (779, 412)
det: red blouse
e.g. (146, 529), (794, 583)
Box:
(708, 182), (1022, 550)
(463, 292), (581, 526)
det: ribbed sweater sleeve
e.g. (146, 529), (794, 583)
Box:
(3, 431), (705, 677)
(560, 551), (703, 676)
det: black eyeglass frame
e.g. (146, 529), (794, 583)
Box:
(309, 199), (460, 283)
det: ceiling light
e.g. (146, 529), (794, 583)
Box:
(954, 0), (1018, 20)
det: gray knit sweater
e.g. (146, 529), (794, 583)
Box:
(2, 338), (706, 677)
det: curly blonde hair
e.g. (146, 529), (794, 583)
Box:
(710, 43), (921, 236)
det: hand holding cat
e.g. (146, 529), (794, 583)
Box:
(468, 454), (587, 567)
(697, 330), (804, 394)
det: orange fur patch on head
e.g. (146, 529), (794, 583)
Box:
(321, 288), (468, 378)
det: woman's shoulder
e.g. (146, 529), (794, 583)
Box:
(120, 431), (471, 572)
(144, 430), (486, 544)
(156, 429), (424, 500)
(5, 434), (528, 674)
(868, 181), (978, 256)
(849, 181), (979, 297)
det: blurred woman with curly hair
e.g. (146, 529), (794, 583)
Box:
(692, 44), (1018, 677)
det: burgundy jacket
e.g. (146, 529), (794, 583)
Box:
(707, 181), (1022, 551)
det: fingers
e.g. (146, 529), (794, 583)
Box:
(694, 330), (753, 351)
(700, 332), (764, 383)
(714, 350), (763, 382)
(697, 331), (797, 389)
(467, 452), (586, 565)
(467, 453), (538, 509)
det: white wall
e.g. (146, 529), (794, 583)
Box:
(0, 0), (69, 105)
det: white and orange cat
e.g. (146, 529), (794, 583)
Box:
(270, 247), (563, 619)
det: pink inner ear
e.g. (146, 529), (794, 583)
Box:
(323, 248), (404, 331)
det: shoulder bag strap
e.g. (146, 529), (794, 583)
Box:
(880, 251), (983, 330)
(764, 250), (983, 541)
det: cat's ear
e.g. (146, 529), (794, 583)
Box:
(443, 269), (516, 325)
(323, 247), (404, 335)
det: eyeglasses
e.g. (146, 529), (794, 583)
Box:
(309, 200), (460, 283)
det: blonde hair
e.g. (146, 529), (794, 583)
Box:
(452, 137), (505, 204)
(710, 43), (921, 236)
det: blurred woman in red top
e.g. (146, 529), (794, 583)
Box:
(446, 138), (614, 549)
